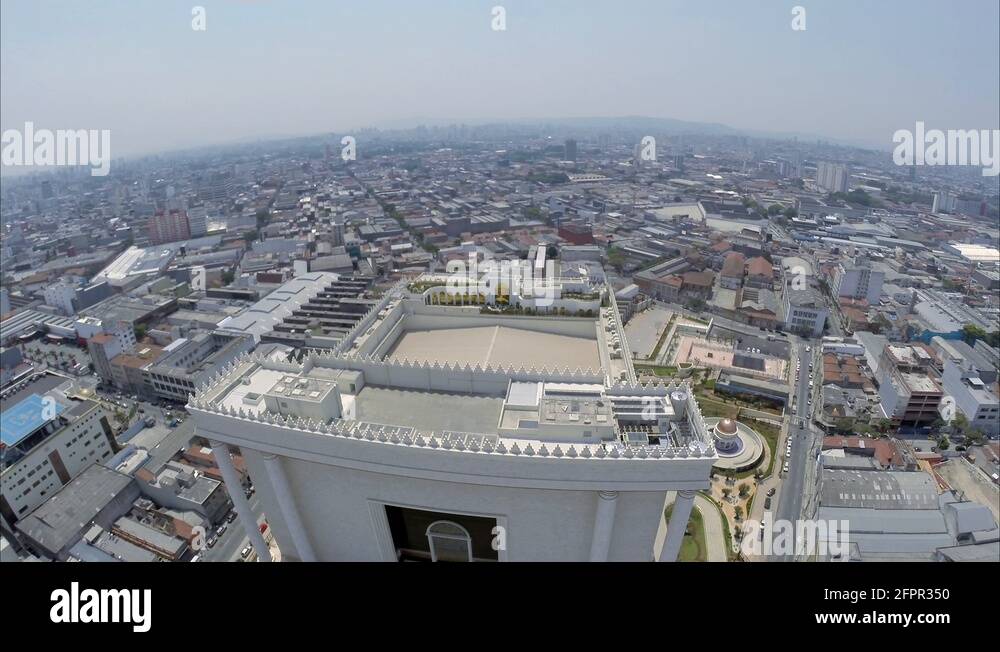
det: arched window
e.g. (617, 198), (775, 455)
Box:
(425, 520), (473, 562)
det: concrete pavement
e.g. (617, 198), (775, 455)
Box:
(695, 494), (727, 562)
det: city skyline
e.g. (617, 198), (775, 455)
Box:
(2, 0), (998, 162)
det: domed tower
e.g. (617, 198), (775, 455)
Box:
(712, 418), (742, 454)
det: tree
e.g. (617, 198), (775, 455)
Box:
(952, 412), (970, 439)
(686, 297), (706, 313)
(606, 247), (627, 272)
(960, 324), (987, 345)
(133, 324), (147, 341)
(734, 506), (744, 521)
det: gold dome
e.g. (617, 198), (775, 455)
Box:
(715, 418), (738, 436)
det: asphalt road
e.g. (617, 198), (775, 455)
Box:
(202, 493), (263, 562)
(772, 338), (822, 560)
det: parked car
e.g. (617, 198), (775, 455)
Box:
(226, 511), (237, 524)
(207, 535), (218, 548)
(241, 546), (252, 559)
(764, 497), (772, 510)
(216, 524), (228, 537)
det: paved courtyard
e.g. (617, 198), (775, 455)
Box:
(623, 307), (673, 359)
(675, 336), (786, 380)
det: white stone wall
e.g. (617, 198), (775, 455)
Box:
(240, 446), (672, 561)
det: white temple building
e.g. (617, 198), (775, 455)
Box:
(189, 281), (717, 561)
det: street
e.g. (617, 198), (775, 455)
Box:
(201, 493), (264, 562)
(772, 338), (823, 560)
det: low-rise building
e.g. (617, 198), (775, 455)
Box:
(144, 332), (254, 402)
(1, 385), (118, 541)
(781, 287), (829, 337)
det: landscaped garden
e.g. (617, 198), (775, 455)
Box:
(665, 502), (707, 562)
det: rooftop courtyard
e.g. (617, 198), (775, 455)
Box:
(384, 324), (601, 370)
(350, 385), (504, 434)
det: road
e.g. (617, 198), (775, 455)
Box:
(772, 337), (823, 560)
(201, 493), (264, 562)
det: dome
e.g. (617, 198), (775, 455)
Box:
(716, 418), (738, 436)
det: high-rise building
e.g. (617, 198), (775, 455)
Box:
(564, 139), (577, 162)
(832, 257), (884, 305)
(932, 191), (957, 214)
(816, 161), (850, 193)
(86, 321), (137, 383)
(876, 344), (943, 428)
(148, 209), (192, 245)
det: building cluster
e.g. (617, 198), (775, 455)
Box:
(1, 125), (997, 562)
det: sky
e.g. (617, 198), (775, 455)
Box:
(1, 0), (998, 159)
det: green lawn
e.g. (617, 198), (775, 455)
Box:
(665, 503), (707, 562)
(745, 418), (780, 478)
(695, 394), (740, 419)
(635, 364), (679, 377)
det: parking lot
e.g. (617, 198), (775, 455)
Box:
(19, 337), (92, 375)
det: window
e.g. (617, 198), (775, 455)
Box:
(426, 521), (473, 562)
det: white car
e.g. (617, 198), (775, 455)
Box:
(782, 462), (789, 473)
(240, 546), (252, 559)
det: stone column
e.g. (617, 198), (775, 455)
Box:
(588, 490), (619, 562)
(659, 490), (696, 562)
(262, 452), (317, 562)
(210, 440), (271, 562)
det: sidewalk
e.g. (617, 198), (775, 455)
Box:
(695, 494), (728, 562)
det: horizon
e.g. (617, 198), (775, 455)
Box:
(2, 0), (998, 163)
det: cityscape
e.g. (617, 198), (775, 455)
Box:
(1, 0), (998, 579)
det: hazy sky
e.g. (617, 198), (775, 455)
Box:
(2, 0), (998, 159)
